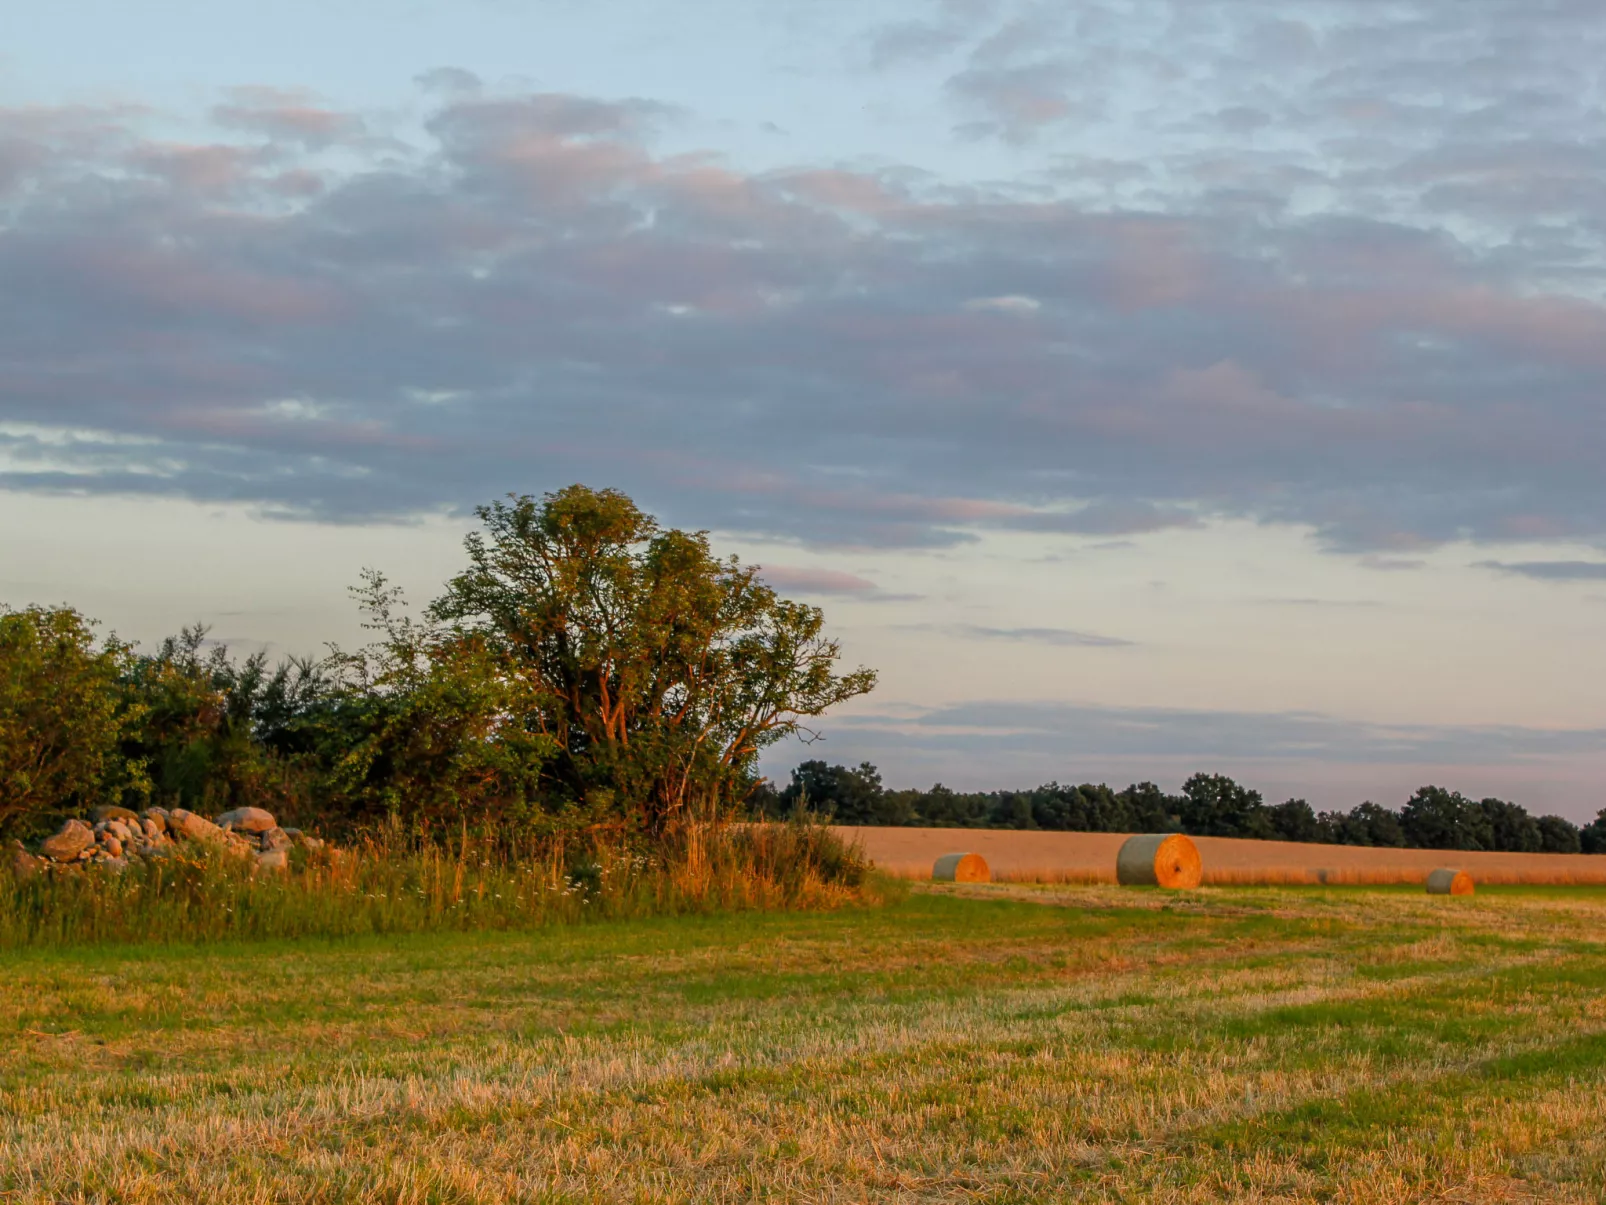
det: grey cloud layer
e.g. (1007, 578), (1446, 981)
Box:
(838, 700), (1606, 765)
(1479, 560), (1606, 581)
(5, 2), (1606, 554)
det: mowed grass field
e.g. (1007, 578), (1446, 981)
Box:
(5, 884), (1606, 1203)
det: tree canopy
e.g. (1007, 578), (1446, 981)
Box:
(426, 486), (877, 833)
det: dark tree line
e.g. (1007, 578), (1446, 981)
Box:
(761, 762), (1606, 855)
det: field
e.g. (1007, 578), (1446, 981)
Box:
(841, 826), (1606, 885)
(5, 882), (1606, 1203)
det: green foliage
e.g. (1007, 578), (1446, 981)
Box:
(427, 486), (876, 833)
(1267, 797), (1322, 843)
(1582, 809), (1606, 855)
(1537, 813), (1583, 854)
(1319, 800), (1408, 847)
(1479, 795), (1543, 853)
(776, 760), (896, 824)
(119, 624), (325, 821)
(312, 572), (560, 835)
(1401, 786), (1495, 851)
(0, 606), (147, 836)
(1177, 772), (1274, 839)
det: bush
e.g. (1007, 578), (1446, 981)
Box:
(0, 606), (147, 838)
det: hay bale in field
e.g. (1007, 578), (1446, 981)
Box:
(1116, 833), (1202, 888)
(932, 852), (990, 883)
(1426, 868), (1474, 896)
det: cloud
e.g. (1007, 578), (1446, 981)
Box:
(4, 17), (1606, 556)
(833, 700), (1606, 765)
(757, 566), (879, 595)
(964, 294), (1040, 313)
(211, 87), (366, 149)
(954, 625), (1133, 647)
(1478, 560), (1606, 582)
(1359, 556), (1427, 573)
(948, 62), (1078, 143)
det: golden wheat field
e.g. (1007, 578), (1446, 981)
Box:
(838, 826), (1606, 885)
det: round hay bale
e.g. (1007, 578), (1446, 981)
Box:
(1426, 868), (1474, 896)
(932, 852), (990, 883)
(1116, 833), (1202, 888)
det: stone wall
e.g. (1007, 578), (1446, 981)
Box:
(10, 806), (323, 877)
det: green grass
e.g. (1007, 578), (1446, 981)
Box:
(4, 883), (1606, 1202)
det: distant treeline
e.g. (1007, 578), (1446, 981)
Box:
(759, 761), (1606, 855)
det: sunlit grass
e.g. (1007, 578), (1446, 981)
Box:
(3, 884), (1605, 1202)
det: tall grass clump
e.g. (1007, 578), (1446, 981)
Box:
(0, 819), (873, 950)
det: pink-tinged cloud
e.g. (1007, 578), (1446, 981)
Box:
(757, 566), (881, 595)
(4, 70), (1606, 548)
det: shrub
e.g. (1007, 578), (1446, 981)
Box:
(0, 606), (147, 838)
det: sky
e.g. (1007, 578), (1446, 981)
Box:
(4, 0), (1606, 819)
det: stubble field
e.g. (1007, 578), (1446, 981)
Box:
(4, 882), (1606, 1203)
(839, 826), (1606, 886)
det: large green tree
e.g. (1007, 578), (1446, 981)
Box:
(427, 486), (877, 832)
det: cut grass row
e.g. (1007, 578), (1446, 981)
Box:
(4, 883), (1606, 1201)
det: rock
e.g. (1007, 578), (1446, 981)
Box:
(90, 805), (140, 824)
(141, 808), (169, 833)
(213, 807), (277, 834)
(40, 819), (94, 862)
(105, 819), (133, 842)
(259, 827), (292, 853)
(167, 809), (225, 843)
(101, 836), (124, 857)
(140, 818), (163, 840)
(256, 849), (289, 872)
(9, 842), (44, 879)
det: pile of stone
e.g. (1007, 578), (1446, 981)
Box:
(10, 805), (323, 877)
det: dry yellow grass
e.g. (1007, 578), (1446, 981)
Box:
(839, 826), (1606, 886)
